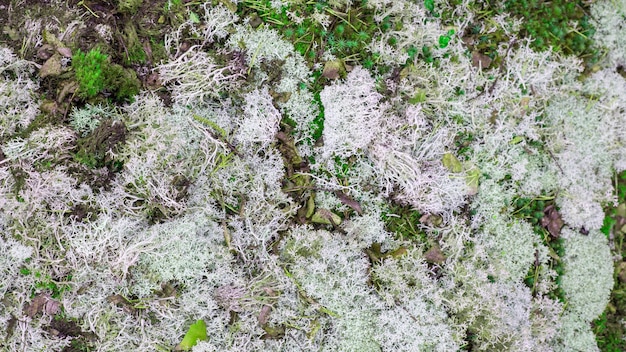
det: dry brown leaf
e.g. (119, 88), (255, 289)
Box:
(57, 47), (72, 58)
(424, 245), (446, 264)
(471, 51), (492, 69)
(334, 190), (363, 215)
(24, 293), (59, 317)
(258, 305), (272, 326)
(39, 54), (62, 78)
(541, 205), (564, 238)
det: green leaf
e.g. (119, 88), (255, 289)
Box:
(408, 90), (426, 104)
(438, 34), (451, 48)
(442, 153), (463, 173)
(509, 135), (524, 145)
(464, 163), (480, 195)
(600, 216), (616, 238)
(192, 114), (228, 139)
(176, 320), (207, 350)
(311, 209), (342, 225)
(189, 11), (200, 24)
(424, 0), (435, 13)
(217, 0), (237, 12)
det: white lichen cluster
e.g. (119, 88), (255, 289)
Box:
(69, 104), (115, 136)
(1, 0), (624, 351)
(591, 0), (626, 68)
(0, 47), (40, 139)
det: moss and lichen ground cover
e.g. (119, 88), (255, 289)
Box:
(1, 0), (626, 350)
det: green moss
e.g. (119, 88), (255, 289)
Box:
(74, 119), (127, 170)
(382, 204), (428, 243)
(594, 171), (626, 351)
(125, 44), (147, 65)
(502, 0), (597, 58)
(448, 1), (598, 66)
(238, 0), (390, 68)
(103, 64), (141, 102)
(122, 22), (147, 65)
(72, 48), (107, 99)
(72, 48), (140, 102)
(117, 0), (143, 15)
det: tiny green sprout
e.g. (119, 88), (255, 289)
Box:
(345, 40), (358, 49)
(535, 200), (545, 210)
(406, 45), (418, 60)
(381, 20), (391, 32)
(357, 31), (369, 41)
(363, 57), (374, 69)
(296, 25), (307, 37)
(335, 24), (345, 36)
(295, 42), (308, 55)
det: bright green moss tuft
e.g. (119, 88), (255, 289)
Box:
(72, 48), (107, 99)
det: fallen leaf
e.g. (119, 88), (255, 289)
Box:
(389, 246), (407, 258)
(541, 205), (564, 238)
(464, 163), (480, 195)
(471, 51), (492, 69)
(37, 44), (54, 60)
(311, 209), (342, 225)
(40, 54), (62, 78)
(305, 193), (316, 218)
(334, 190), (363, 215)
(24, 293), (51, 317)
(175, 320), (207, 351)
(322, 60), (344, 80)
(106, 294), (136, 314)
(442, 153), (463, 173)
(419, 213), (443, 227)
(57, 47), (72, 58)
(261, 324), (285, 340)
(258, 305), (272, 325)
(43, 299), (61, 315)
(40, 100), (59, 115)
(424, 245), (446, 264)
(56, 81), (79, 103)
